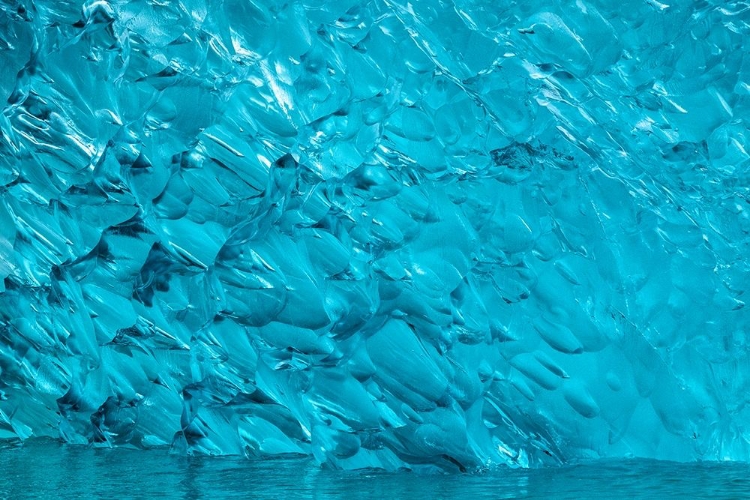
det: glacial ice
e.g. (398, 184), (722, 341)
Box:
(0, 0), (749, 472)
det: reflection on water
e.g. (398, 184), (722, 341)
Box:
(2, 440), (750, 499)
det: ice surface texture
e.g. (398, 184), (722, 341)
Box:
(0, 0), (749, 472)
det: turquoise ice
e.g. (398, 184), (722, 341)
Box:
(0, 0), (749, 472)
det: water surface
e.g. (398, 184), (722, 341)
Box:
(2, 440), (749, 499)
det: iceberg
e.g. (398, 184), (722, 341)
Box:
(0, 0), (748, 471)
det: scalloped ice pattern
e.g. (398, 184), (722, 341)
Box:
(0, 0), (749, 472)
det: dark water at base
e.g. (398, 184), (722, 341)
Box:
(2, 440), (750, 499)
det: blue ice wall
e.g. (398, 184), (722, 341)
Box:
(0, 0), (749, 472)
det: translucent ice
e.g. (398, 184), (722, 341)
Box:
(1, 0), (749, 472)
